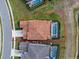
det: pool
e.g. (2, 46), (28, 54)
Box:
(27, 0), (44, 8)
(50, 46), (58, 59)
(51, 22), (59, 39)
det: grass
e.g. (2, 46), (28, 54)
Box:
(11, 57), (20, 59)
(0, 18), (3, 59)
(48, 0), (62, 5)
(59, 44), (65, 59)
(12, 38), (20, 49)
(51, 0), (61, 3)
(15, 41), (19, 49)
(73, 8), (79, 59)
(14, 57), (20, 59)
(9, 0), (54, 29)
(9, 0), (32, 29)
(32, 3), (54, 19)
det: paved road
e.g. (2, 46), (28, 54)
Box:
(0, 0), (12, 59)
(64, 0), (75, 59)
(65, 9), (73, 59)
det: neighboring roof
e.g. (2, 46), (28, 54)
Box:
(28, 43), (50, 59)
(19, 42), (58, 59)
(21, 43), (50, 59)
(20, 20), (50, 40)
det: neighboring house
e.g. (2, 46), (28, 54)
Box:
(26, 0), (44, 8)
(20, 20), (50, 40)
(19, 43), (58, 59)
(21, 43), (50, 59)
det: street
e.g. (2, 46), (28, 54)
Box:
(0, 0), (12, 59)
(64, 0), (79, 59)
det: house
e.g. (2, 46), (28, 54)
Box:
(26, 0), (44, 8)
(19, 43), (58, 59)
(20, 20), (50, 40)
(20, 43), (50, 59)
(27, 43), (50, 59)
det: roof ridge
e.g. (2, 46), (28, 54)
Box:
(33, 27), (44, 40)
(31, 22), (44, 40)
(28, 21), (43, 40)
(36, 28), (46, 40)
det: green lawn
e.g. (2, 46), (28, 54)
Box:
(11, 57), (20, 59)
(59, 44), (65, 59)
(0, 18), (3, 59)
(73, 8), (79, 58)
(51, 0), (61, 3)
(14, 57), (20, 59)
(15, 41), (19, 49)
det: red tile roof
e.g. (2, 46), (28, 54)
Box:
(20, 20), (50, 40)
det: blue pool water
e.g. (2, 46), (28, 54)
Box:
(50, 46), (58, 59)
(29, 0), (43, 7)
(51, 22), (59, 38)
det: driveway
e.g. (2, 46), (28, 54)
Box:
(64, 0), (76, 59)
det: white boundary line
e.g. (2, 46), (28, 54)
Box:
(6, 0), (16, 59)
